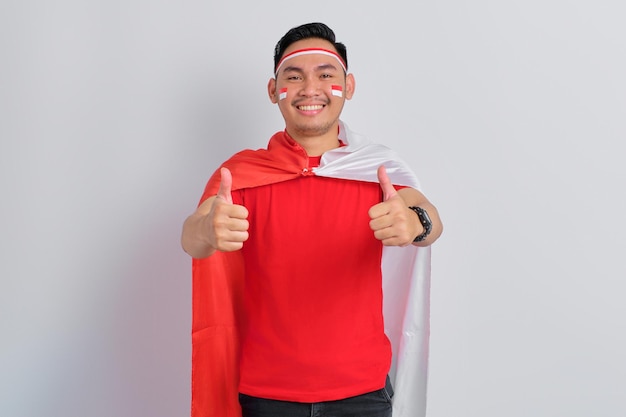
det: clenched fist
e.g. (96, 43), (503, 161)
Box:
(368, 166), (422, 247)
(207, 167), (250, 252)
(181, 167), (249, 258)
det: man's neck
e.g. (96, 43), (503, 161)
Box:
(286, 125), (341, 156)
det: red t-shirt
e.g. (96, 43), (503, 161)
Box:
(232, 156), (392, 402)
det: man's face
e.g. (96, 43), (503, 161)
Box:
(268, 38), (355, 140)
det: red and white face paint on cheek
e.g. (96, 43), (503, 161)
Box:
(279, 87), (288, 101)
(331, 85), (343, 98)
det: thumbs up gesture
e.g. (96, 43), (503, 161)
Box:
(368, 166), (421, 247)
(206, 167), (250, 252)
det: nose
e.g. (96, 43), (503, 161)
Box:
(299, 77), (321, 97)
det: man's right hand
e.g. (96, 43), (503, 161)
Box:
(181, 167), (249, 258)
(206, 167), (250, 252)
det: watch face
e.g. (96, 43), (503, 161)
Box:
(420, 209), (432, 226)
(409, 206), (432, 242)
(411, 206), (431, 226)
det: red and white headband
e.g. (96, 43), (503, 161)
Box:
(274, 48), (348, 76)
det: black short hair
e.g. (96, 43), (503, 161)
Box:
(273, 22), (348, 73)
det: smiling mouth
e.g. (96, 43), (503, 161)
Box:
(297, 105), (325, 111)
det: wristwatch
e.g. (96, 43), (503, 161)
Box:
(408, 206), (432, 242)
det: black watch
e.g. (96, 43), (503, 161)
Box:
(408, 206), (432, 242)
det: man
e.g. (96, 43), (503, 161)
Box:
(181, 22), (442, 417)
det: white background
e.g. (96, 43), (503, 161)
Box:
(1, 1), (625, 416)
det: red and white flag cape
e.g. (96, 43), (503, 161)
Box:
(191, 121), (431, 417)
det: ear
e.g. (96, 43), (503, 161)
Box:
(343, 73), (356, 100)
(268, 78), (278, 104)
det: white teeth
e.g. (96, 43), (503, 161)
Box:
(298, 105), (324, 111)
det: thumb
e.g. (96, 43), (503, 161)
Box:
(216, 167), (233, 204)
(377, 165), (397, 201)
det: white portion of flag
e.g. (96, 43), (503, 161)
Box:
(314, 121), (429, 417)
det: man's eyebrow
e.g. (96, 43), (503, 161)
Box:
(315, 63), (340, 72)
(281, 66), (304, 74)
(281, 63), (340, 75)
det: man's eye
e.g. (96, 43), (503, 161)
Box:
(287, 76), (302, 81)
(321, 74), (332, 79)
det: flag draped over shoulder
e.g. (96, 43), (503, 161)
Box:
(191, 121), (431, 417)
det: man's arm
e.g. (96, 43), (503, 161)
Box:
(181, 168), (249, 259)
(397, 187), (443, 247)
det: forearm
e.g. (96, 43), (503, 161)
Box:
(397, 188), (443, 247)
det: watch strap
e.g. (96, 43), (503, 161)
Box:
(408, 206), (432, 242)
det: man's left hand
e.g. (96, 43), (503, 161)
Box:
(368, 166), (422, 246)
